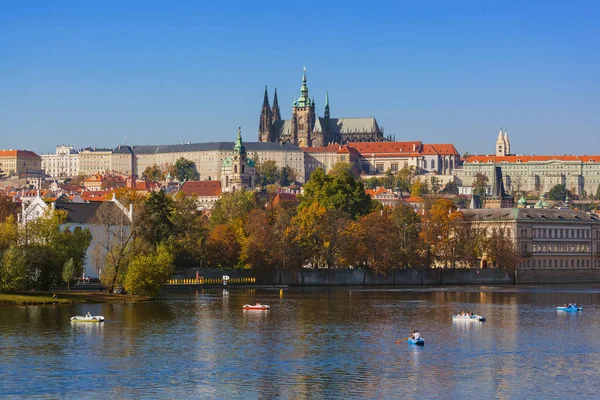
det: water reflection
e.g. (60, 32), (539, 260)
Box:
(3, 285), (600, 398)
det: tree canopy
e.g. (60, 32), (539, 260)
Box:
(175, 157), (200, 182)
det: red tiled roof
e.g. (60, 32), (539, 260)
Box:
(180, 181), (222, 197)
(464, 155), (600, 163)
(0, 149), (40, 158)
(348, 141), (423, 154)
(422, 144), (460, 156)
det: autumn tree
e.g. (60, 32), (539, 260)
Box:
(419, 198), (464, 267)
(442, 181), (459, 195)
(389, 204), (423, 268)
(142, 165), (163, 181)
(396, 166), (416, 192)
(0, 193), (19, 223)
(205, 223), (241, 268)
(345, 210), (395, 273)
(210, 190), (258, 226)
(175, 157), (200, 182)
(136, 190), (175, 246)
(170, 192), (208, 268)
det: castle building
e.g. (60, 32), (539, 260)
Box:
(455, 129), (600, 196)
(221, 128), (256, 193)
(259, 68), (386, 147)
(41, 145), (79, 178)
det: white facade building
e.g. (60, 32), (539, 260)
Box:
(41, 145), (79, 178)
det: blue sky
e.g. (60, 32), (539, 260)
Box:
(0, 1), (598, 156)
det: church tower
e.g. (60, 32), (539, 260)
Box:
(272, 88), (281, 122)
(222, 127), (256, 193)
(291, 68), (316, 147)
(503, 129), (510, 155)
(495, 127), (507, 156)
(258, 86), (272, 142)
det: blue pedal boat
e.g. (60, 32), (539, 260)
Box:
(408, 338), (425, 346)
(557, 306), (582, 312)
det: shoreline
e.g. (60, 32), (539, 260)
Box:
(0, 291), (152, 306)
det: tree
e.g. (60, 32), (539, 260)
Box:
(389, 204), (423, 268)
(382, 170), (395, 190)
(239, 209), (276, 269)
(0, 193), (19, 223)
(170, 192), (208, 268)
(205, 223), (241, 268)
(210, 190), (258, 226)
(547, 184), (568, 201)
(442, 181), (459, 195)
(0, 245), (28, 292)
(410, 180), (424, 197)
(430, 176), (441, 193)
(92, 202), (134, 293)
(175, 157), (200, 182)
(299, 168), (375, 220)
(136, 190), (175, 246)
(395, 166), (416, 192)
(472, 173), (488, 199)
(329, 162), (360, 180)
(596, 185), (600, 201)
(124, 243), (174, 297)
(142, 165), (163, 181)
(482, 224), (521, 271)
(256, 160), (279, 186)
(364, 177), (381, 190)
(62, 258), (77, 290)
(346, 210), (395, 273)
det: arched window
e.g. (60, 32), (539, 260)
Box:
(234, 165), (238, 174)
(242, 165), (245, 174)
(431, 160), (435, 170)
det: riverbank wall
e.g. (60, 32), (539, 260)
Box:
(515, 268), (600, 284)
(175, 268), (514, 286)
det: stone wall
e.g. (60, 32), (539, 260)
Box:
(516, 268), (600, 283)
(181, 268), (514, 286)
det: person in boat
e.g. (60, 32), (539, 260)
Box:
(255, 302), (261, 306)
(468, 311), (473, 317)
(86, 312), (92, 318)
(413, 330), (422, 340)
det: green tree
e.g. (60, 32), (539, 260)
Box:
(175, 157), (200, 182)
(170, 192), (208, 268)
(430, 176), (441, 193)
(442, 181), (459, 195)
(62, 258), (77, 290)
(137, 190), (175, 246)
(0, 245), (28, 292)
(363, 177), (381, 190)
(382, 170), (395, 189)
(299, 168), (375, 220)
(472, 173), (488, 199)
(210, 190), (258, 226)
(124, 243), (174, 297)
(329, 162), (360, 179)
(547, 184), (568, 201)
(0, 193), (19, 223)
(395, 166), (416, 192)
(596, 185), (600, 200)
(256, 160), (279, 186)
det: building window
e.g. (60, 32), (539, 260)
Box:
(560, 260), (563, 268)
(376, 164), (384, 173)
(391, 163), (398, 173)
(431, 160), (435, 170)
(543, 260), (546, 268)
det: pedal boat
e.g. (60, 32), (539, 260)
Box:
(243, 304), (270, 310)
(452, 314), (486, 322)
(71, 315), (105, 323)
(408, 338), (425, 345)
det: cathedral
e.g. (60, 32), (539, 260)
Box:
(258, 68), (387, 147)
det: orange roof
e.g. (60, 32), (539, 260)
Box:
(273, 192), (298, 205)
(180, 181), (222, 197)
(464, 155), (600, 163)
(348, 141), (423, 154)
(421, 144), (460, 156)
(0, 149), (40, 158)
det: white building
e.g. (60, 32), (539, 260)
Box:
(41, 145), (79, 178)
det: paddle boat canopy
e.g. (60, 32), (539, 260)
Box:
(453, 314), (486, 322)
(243, 303), (270, 310)
(71, 315), (105, 323)
(557, 305), (582, 312)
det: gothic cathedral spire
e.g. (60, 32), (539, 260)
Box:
(324, 90), (330, 120)
(272, 88), (281, 121)
(259, 86), (272, 142)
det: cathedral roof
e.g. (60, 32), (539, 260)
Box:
(313, 117), (381, 134)
(271, 120), (294, 139)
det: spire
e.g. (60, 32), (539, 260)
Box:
(324, 90), (330, 119)
(297, 67), (310, 107)
(272, 88), (281, 121)
(259, 86), (272, 141)
(497, 127), (504, 141)
(262, 85), (270, 108)
(234, 127), (246, 154)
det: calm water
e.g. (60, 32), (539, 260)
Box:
(2, 285), (600, 399)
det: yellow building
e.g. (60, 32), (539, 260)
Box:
(0, 149), (42, 177)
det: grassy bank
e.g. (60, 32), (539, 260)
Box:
(0, 291), (151, 305)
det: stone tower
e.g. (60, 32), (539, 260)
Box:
(291, 68), (316, 147)
(495, 127), (510, 156)
(272, 88), (281, 122)
(222, 128), (256, 193)
(258, 86), (272, 142)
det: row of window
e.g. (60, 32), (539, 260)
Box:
(533, 228), (592, 239)
(523, 259), (596, 268)
(533, 243), (590, 253)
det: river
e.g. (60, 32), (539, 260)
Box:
(1, 285), (600, 399)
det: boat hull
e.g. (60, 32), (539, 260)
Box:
(453, 315), (486, 322)
(408, 338), (425, 346)
(71, 316), (105, 323)
(243, 305), (270, 310)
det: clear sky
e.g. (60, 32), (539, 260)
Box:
(0, 1), (598, 156)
